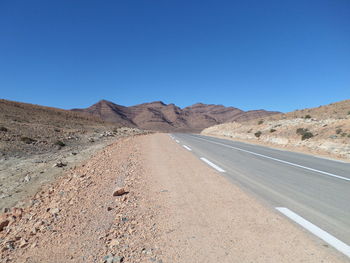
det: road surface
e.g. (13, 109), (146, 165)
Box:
(172, 133), (350, 257)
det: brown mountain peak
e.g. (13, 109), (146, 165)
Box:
(73, 100), (280, 132)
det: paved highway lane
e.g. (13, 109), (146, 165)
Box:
(171, 133), (350, 256)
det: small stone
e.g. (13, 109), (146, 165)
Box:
(53, 161), (67, 168)
(109, 239), (119, 247)
(50, 208), (60, 215)
(6, 241), (15, 250)
(31, 242), (38, 248)
(12, 207), (23, 218)
(113, 187), (126, 197)
(19, 239), (28, 248)
(0, 218), (9, 231)
(24, 175), (31, 182)
(103, 254), (123, 263)
(107, 207), (113, 211)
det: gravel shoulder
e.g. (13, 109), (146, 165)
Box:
(0, 133), (347, 262)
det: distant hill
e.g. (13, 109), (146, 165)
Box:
(72, 100), (280, 132)
(0, 99), (116, 156)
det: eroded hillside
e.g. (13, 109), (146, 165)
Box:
(202, 100), (350, 160)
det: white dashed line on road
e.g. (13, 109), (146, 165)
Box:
(276, 207), (350, 258)
(200, 157), (226, 172)
(182, 145), (192, 151)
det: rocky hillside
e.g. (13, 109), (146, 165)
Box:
(0, 99), (123, 157)
(73, 100), (279, 132)
(202, 99), (350, 160)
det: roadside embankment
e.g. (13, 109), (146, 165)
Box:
(202, 117), (350, 161)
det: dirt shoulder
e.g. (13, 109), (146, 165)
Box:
(0, 134), (347, 262)
(0, 128), (146, 210)
(1, 134), (158, 263)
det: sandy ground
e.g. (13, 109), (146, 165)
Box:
(0, 134), (347, 262)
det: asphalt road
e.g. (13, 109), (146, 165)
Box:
(172, 133), (350, 250)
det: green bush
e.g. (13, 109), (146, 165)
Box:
(296, 128), (308, 135)
(270, 129), (276, 133)
(341, 133), (347, 137)
(21, 137), (37, 144)
(0, 126), (8, 132)
(336, 128), (342, 134)
(348, 111), (350, 115)
(254, 131), (262, 138)
(304, 115), (312, 119)
(258, 120), (264, 125)
(296, 128), (314, 140)
(54, 140), (66, 147)
(301, 132), (314, 140)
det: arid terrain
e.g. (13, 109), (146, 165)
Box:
(73, 99), (279, 132)
(202, 99), (350, 161)
(1, 134), (347, 263)
(1, 98), (349, 262)
(0, 99), (146, 210)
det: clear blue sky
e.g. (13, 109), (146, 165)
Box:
(0, 0), (349, 112)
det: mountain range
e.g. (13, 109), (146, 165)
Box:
(72, 100), (280, 132)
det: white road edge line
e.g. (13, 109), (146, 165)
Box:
(175, 140), (180, 143)
(191, 136), (350, 182)
(200, 157), (226, 172)
(276, 207), (350, 258)
(182, 145), (192, 151)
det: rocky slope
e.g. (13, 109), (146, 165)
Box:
(0, 99), (121, 158)
(73, 100), (279, 132)
(202, 99), (350, 160)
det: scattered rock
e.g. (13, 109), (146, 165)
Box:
(109, 239), (119, 247)
(0, 218), (10, 231)
(11, 207), (23, 219)
(2, 208), (10, 213)
(53, 161), (67, 168)
(6, 241), (15, 250)
(19, 239), (28, 248)
(113, 187), (127, 197)
(103, 254), (123, 263)
(50, 208), (60, 215)
(23, 175), (31, 182)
